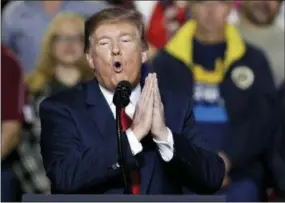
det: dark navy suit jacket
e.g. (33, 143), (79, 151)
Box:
(40, 74), (225, 194)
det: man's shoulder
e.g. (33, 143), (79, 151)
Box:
(2, 46), (22, 74)
(153, 49), (191, 74)
(40, 82), (89, 111)
(153, 49), (186, 64)
(241, 42), (271, 72)
(152, 50), (193, 93)
(244, 42), (268, 59)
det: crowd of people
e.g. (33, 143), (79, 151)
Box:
(1, 0), (284, 202)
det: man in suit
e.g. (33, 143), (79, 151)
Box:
(40, 7), (225, 194)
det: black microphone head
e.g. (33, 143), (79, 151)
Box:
(113, 80), (132, 108)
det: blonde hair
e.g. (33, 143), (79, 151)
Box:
(26, 12), (93, 93)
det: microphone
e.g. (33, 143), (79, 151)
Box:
(113, 80), (132, 194)
(113, 80), (132, 108)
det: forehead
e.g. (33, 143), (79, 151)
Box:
(55, 20), (81, 34)
(93, 22), (139, 39)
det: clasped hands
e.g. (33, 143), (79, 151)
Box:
(130, 73), (169, 142)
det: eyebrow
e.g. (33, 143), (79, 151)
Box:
(96, 32), (134, 41)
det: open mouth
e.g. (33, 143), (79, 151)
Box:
(113, 61), (123, 73)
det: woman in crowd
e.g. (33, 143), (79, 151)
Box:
(14, 12), (93, 195)
(25, 11), (93, 139)
(26, 12), (93, 114)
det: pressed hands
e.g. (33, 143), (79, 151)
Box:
(131, 73), (230, 188)
(131, 73), (168, 142)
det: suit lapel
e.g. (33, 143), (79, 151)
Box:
(85, 79), (116, 139)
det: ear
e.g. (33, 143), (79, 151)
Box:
(86, 52), (95, 71)
(141, 50), (148, 64)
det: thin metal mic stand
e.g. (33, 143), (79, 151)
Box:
(113, 80), (132, 194)
(115, 106), (129, 194)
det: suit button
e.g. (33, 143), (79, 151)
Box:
(108, 162), (120, 170)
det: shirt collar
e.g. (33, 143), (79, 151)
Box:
(99, 83), (141, 107)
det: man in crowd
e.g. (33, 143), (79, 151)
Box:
(238, 0), (284, 88)
(152, 1), (276, 201)
(1, 45), (25, 201)
(39, 7), (226, 194)
(2, 0), (109, 74)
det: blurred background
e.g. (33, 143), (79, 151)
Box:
(1, 0), (284, 201)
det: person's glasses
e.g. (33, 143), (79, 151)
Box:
(53, 35), (84, 43)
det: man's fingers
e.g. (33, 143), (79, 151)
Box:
(141, 74), (149, 97)
(141, 74), (154, 110)
(147, 75), (155, 107)
(153, 83), (159, 108)
(153, 74), (161, 109)
(139, 74), (151, 106)
(145, 74), (154, 105)
(154, 74), (162, 102)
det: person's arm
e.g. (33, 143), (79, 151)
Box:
(1, 122), (22, 159)
(40, 100), (138, 193)
(268, 83), (285, 199)
(1, 49), (24, 159)
(223, 51), (277, 170)
(268, 127), (285, 199)
(165, 97), (226, 194)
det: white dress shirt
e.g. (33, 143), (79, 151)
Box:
(99, 84), (174, 162)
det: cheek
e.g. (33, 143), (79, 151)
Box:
(74, 44), (84, 57)
(92, 55), (111, 75)
(126, 52), (142, 72)
(124, 46), (142, 61)
(53, 43), (64, 59)
(95, 49), (111, 64)
(127, 59), (141, 80)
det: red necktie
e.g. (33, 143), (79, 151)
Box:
(120, 108), (140, 195)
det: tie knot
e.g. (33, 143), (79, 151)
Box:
(120, 108), (132, 132)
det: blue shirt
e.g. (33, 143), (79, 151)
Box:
(2, 1), (109, 74)
(192, 38), (230, 151)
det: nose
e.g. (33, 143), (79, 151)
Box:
(112, 42), (121, 56)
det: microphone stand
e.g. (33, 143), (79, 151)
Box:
(115, 106), (130, 194)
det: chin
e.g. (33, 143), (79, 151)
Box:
(61, 60), (76, 65)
